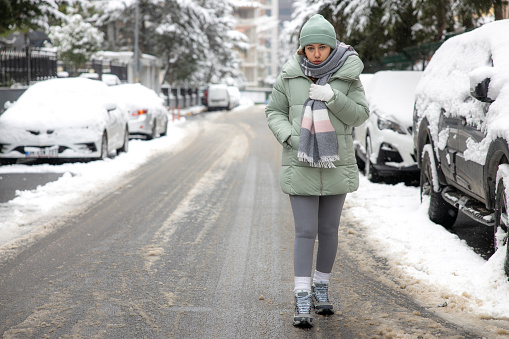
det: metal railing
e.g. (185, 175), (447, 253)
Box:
(0, 48), (57, 86)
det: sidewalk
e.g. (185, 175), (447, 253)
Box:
(168, 105), (206, 118)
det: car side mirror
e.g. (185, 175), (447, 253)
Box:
(470, 78), (493, 103)
(4, 101), (13, 110)
(1, 101), (13, 115)
(105, 102), (117, 112)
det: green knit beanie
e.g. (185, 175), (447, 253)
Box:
(299, 14), (337, 49)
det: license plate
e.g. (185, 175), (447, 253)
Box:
(24, 145), (59, 158)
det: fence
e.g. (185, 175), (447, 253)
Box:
(161, 86), (202, 110)
(0, 48), (57, 86)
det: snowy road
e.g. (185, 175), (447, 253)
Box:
(0, 105), (506, 337)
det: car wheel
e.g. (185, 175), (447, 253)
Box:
(160, 119), (168, 137)
(354, 147), (366, 172)
(100, 133), (108, 160)
(494, 164), (509, 276)
(149, 120), (157, 140)
(352, 129), (365, 171)
(117, 127), (129, 153)
(420, 145), (458, 228)
(364, 136), (380, 182)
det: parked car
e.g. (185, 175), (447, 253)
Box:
(79, 72), (122, 86)
(0, 77), (129, 165)
(109, 83), (169, 139)
(227, 85), (241, 108)
(101, 74), (122, 86)
(353, 70), (422, 181)
(413, 20), (509, 274)
(207, 84), (231, 111)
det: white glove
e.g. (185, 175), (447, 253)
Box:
(309, 83), (334, 102)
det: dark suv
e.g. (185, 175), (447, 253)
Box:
(413, 20), (509, 275)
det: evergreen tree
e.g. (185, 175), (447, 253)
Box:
(93, 0), (247, 86)
(48, 13), (105, 71)
(282, 0), (499, 70)
(0, 0), (69, 37)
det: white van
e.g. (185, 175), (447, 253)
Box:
(207, 84), (230, 111)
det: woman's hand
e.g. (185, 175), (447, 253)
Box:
(309, 84), (334, 102)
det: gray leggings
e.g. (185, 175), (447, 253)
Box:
(290, 194), (346, 277)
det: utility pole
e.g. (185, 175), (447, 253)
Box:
(134, 0), (140, 83)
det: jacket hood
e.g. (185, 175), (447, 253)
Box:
(281, 53), (364, 82)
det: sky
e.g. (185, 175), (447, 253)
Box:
(1, 99), (509, 326)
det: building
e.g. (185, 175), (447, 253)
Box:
(278, 0), (293, 25)
(232, 0), (279, 88)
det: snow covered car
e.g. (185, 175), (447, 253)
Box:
(101, 74), (122, 86)
(109, 83), (169, 139)
(413, 20), (509, 274)
(79, 72), (122, 86)
(0, 77), (129, 165)
(353, 70), (422, 181)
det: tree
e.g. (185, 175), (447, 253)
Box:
(48, 14), (104, 71)
(0, 0), (15, 36)
(494, 0), (508, 20)
(0, 0), (69, 37)
(93, 0), (247, 86)
(280, 0), (499, 71)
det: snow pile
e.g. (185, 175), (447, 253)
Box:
(346, 176), (509, 319)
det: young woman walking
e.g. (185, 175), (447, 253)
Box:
(265, 14), (369, 328)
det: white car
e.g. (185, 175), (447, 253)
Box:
(0, 77), (129, 165)
(101, 74), (122, 86)
(353, 70), (422, 181)
(109, 83), (169, 139)
(207, 84), (231, 111)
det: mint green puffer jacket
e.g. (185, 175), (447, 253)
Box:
(265, 53), (369, 196)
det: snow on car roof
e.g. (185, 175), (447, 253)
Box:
(108, 83), (164, 111)
(1, 77), (112, 129)
(415, 19), (509, 165)
(365, 70), (422, 127)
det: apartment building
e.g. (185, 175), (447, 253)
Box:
(232, 0), (280, 88)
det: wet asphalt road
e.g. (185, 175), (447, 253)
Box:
(0, 106), (501, 338)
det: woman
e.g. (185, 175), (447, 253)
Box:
(265, 14), (369, 328)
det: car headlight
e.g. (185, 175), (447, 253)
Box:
(376, 114), (406, 134)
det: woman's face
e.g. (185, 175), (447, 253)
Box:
(304, 44), (332, 65)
